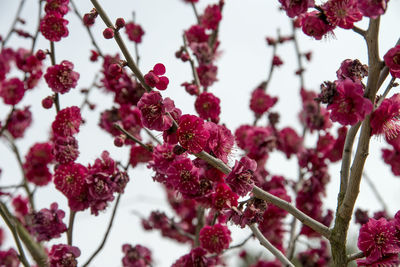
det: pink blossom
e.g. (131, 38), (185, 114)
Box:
(196, 64), (218, 87)
(125, 22), (145, 43)
(177, 114), (210, 154)
(211, 183), (238, 210)
(383, 45), (400, 78)
(277, 127), (303, 159)
(226, 156), (257, 196)
(357, 218), (400, 265)
(40, 12), (69, 42)
(195, 92), (221, 123)
(336, 59), (368, 82)
(327, 79), (373, 125)
(357, 0), (388, 18)
(44, 60), (80, 94)
(26, 202), (67, 242)
(185, 25), (208, 44)
(249, 88), (278, 116)
(204, 122), (234, 163)
(45, 0), (69, 16)
(201, 4), (222, 30)
(199, 224), (231, 254)
(0, 77), (25, 105)
(166, 158), (201, 198)
(122, 244), (152, 267)
(6, 106), (32, 139)
(278, 0), (315, 18)
(48, 244), (81, 267)
(137, 91), (174, 131)
(52, 106), (82, 137)
(301, 11), (334, 40)
(371, 94), (400, 139)
(323, 0), (362, 29)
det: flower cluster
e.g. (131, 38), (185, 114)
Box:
(23, 142), (54, 186)
(40, 0), (70, 42)
(26, 203), (67, 242)
(357, 215), (400, 266)
(144, 63), (169, 90)
(44, 60), (80, 94)
(121, 244), (152, 267)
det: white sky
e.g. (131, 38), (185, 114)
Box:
(1, 0), (400, 266)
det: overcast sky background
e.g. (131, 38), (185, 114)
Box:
(1, 0), (400, 266)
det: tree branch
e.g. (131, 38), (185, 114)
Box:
(249, 224), (295, 267)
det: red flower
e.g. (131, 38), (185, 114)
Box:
(301, 11), (334, 40)
(166, 158), (200, 198)
(211, 183), (238, 210)
(53, 135), (79, 164)
(196, 64), (218, 87)
(383, 45), (400, 79)
(250, 88), (278, 116)
(205, 122), (234, 163)
(44, 60), (80, 94)
(0, 78), (25, 105)
(129, 144), (153, 168)
(195, 92), (221, 123)
(185, 25), (208, 44)
(199, 224), (231, 254)
(44, 0), (69, 16)
(357, 0), (388, 18)
(122, 244), (152, 267)
(53, 163), (89, 211)
(323, 0), (362, 29)
(327, 79), (373, 125)
(23, 142), (54, 186)
(177, 114), (210, 154)
(371, 94), (400, 139)
(26, 203), (67, 242)
(137, 91), (174, 131)
(40, 12), (69, 42)
(125, 22), (144, 43)
(6, 106), (32, 139)
(48, 244), (81, 267)
(277, 127), (303, 159)
(201, 4), (222, 30)
(357, 218), (400, 265)
(52, 106), (82, 137)
(226, 156), (257, 196)
(278, 0), (315, 18)
(336, 59), (368, 82)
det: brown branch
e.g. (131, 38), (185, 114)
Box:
(30, 0), (43, 52)
(89, 0), (152, 92)
(331, 17), (381, 267)
(82, 194), (122, 267)
(249, 224), (295, 267)
(1, 0), (26, 48)
(252, 186), (331, 238)
(347, 251), (364, 263)
(182, 34), (201, 89)
(0, 203), (30, 267)
(70, 0), (104, 57)
(67, 210), (76, 245)
(114, 123), (153, 152)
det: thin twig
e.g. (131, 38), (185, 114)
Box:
(338, 122), (361, 206)
(182, 34), (201, 89)
(362, 172), (388, 213)
(376, 77), (396, 107)
(143, 128), (162, 145)
(227, 234), (253, 250)
(352, 26), (366, 37)
(1, 0), (26, 49)
(82, 194), (122, 267)
(89, 0), (151, 92)
(347, 251), (364, 263)
(67, 210), (76, 245)
(249, 224), (295, 267)
(0, 106), (15, 137)
(252, 186), (331, 238)
(292, 22), (305, 89)
(114, 124), (153, 152)
(49, 41), (60, 113)
(70, 0), (104, 57)
(30, 0), (43, 52)
(190, 2), (200, 24)
(4, 134), (36, 211)
(194, 206), (204, 247)
(0, 203), (30, 267)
